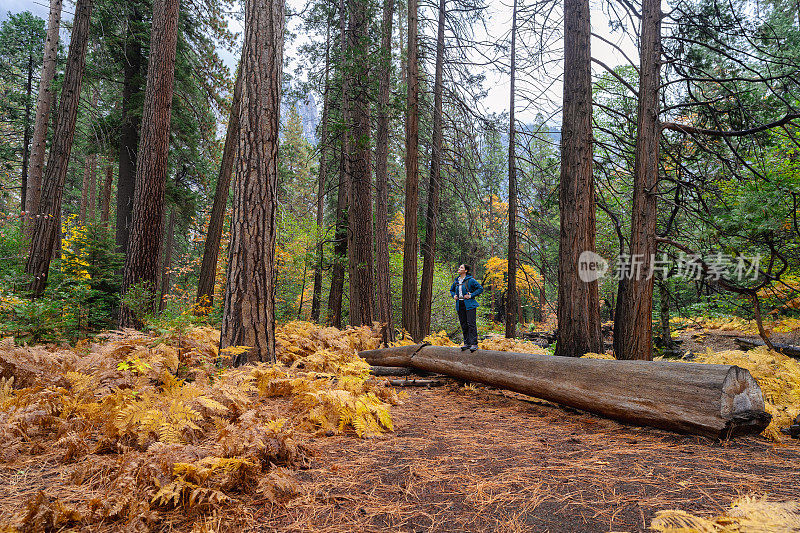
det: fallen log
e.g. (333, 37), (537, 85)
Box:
(734, 337), (800, 358)
(359, 344), (771, 439)
(370, 366), (412, 376)
(383, 378), (443, 387)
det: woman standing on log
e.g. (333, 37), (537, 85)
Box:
(451, 264), (483, 351)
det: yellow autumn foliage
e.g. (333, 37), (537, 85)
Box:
(0, 321), (398, 529)
(483, 256), (543, 300)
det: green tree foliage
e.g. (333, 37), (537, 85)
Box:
(0, 12), (46, 206)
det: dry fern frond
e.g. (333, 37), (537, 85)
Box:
(479, 336), (550, 354)
(581, 352), (615, 360)
(652, 495), (800, 533)
(651, 509), (726, 533)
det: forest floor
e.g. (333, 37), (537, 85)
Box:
(264, 380), (800, 533)
(1, 322), (798, 533)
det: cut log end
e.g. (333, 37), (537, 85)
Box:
(720, 365), (771, 437)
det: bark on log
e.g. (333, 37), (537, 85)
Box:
(370, 366), (412, 376)
(359, 344), (770, 439)
(734, 337), (800, 358)
(384, 379), (443, 387)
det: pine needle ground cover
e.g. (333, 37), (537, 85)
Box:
(0, 322), (798, 531)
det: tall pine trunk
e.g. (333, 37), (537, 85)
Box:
(374, 0), (395, 337)
(614, 0), (661, 361)
(347, 0), (375, 326)
(158, 205), (176, 311)
(100, 157), (113, 224)
(556, 0), (603, 357)
(196, 57), (243, 310)
(506, 0), (518, 339)
(21, 51), (35, 213)
(311, 23), (332, 323)
(326, 0), (350, 328)
(418, 0), (446, 338)
(220, 0), (284, 365)
(119, 0), (180, 327)
(402, 0), (421, 340)
(115, 3), (144, 254)
(25, 0), (92, 296)
(80, 158), (91, 223)
(24, 0), (62, 235)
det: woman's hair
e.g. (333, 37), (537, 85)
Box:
(463, 264), (471, 274)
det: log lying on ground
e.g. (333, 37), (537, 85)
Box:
(370, 366), (412, 376)
(734, 337), (800, 358)
(359, 344), (771, 439)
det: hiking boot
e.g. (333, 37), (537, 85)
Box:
(470, 345), (478, 352)
(460, 345), (469, 351)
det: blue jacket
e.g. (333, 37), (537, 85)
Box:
(450, 275), (483, 311)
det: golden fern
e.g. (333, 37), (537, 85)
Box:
(652, 495), (800, 533)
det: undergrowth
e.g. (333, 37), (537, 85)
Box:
(0, 321), (396, 531)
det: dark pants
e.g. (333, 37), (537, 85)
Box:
(457, 301), (478, 346)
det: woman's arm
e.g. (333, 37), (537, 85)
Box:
(470, 278), (483, 298)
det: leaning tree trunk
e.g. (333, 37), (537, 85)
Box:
(360, 345), (771, 439)
(220, 0), (284, 366)
(25, 0), (92, 296)
(24, 0), (62, 236)
(119, 0), (180, 328)
(614, 0), (661, 361)
(556, 0), (603, 357)
(374, 0), (394, 338)
(402, 0), (421, 340)
(346, 0), (375, 326)
(505, 0), (519, 339)
(418, 0), (446, 339)
(196, 57), (243, 311)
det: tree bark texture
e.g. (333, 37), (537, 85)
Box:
(614, 0), (661, 361)
(119, 0), (180, 327)
(310, 23), (331, 323)
(24, 0), (61, 230)
(158, 205), (176, 311)
(80, 158), (91, 223)
(556, 0), (603, 356)
(359, 345), (771, 439)
(20, 52), (35, 212)
(374, 0), (395, 337)
(25, 0), (92, 296)
(402, 0), (421, 340)
(100, 157), (113, 224)
(87, 89), (98, 221)
(346, 0), (375, 326)
(24, 0), (62, 235)
(220, 0), (284, 365)
(326, 0), (350, 329)
(115, 5), (144, 254)
(196, 58), (243, 310)
(418, 0), (446, 339)
(505, 0), (518, 339)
